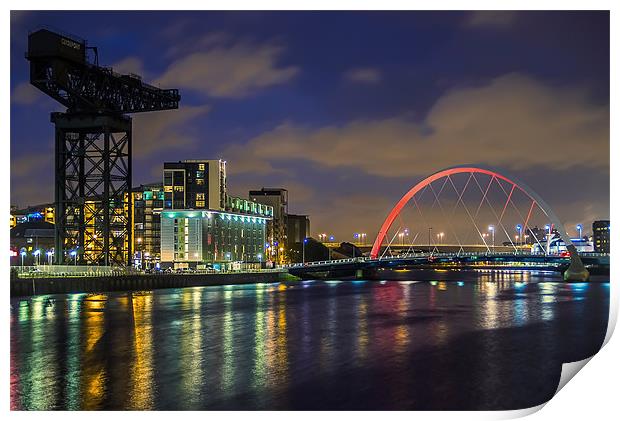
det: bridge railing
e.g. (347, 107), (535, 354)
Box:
(282, 250), (605, 269)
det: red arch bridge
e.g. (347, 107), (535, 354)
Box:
(287, 165), (603, 282)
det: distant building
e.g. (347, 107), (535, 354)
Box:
(132, 183), (165, 268)
(593, 220), (610, 253)
(531, 236), (594, 254)
(249, 188), (288, 263)
(287, 214), (310, 246)
(163, 159), (227, 210)
(10, 203), (54, 228)
(160, 202), (272, 269)
(10, 221), (55, 265)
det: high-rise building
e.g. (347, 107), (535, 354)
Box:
(160, 199), (272, 269)
(132, 183), (165, 268)
(593, 220), (610, 253)
(163, 159), (227, 210)
(249, 188), (288, 262)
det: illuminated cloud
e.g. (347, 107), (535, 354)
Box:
(224, 73), (608, 178)
(156, 38), (299, 98)
(132, 104), (211, 158)
(464, 11), (518, 28)
(344, 67), (382, 84)
(11, 82), (43, 105)
(111, 56), (146, 77)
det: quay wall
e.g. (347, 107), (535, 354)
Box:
(10, 271), (287, 297)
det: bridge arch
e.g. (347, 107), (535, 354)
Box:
(370, 165), (579, 263)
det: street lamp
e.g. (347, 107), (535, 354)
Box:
(33, 249), (40, 266)
(70, 250), (77, 266)
(516, 224), (523, 247)
(436, 232), (444, 245)
(544, 224), (553, 255)
(428, 227), (433, 253)
(20, 250), (26, 267)
(360, 233), (367, 245)
(577, 224), (583, 239)
(46, 251), (53, 265)
(302, 238), (308, 264)
(488, 226), (495, 252)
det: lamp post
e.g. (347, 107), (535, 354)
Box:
(302, 238), (308, 264)
(33, 249), (40, 266)
(428, 227), (433, 254)
(20, 251), (26, 267)
(545, 224), (552, 255)
(436, 232), (444, 245)
(488, 226), (495, 252)
(577, 224), (583, 239)
(71, 250), (77, 266)
(46, 251), (53, 265)
(516, 224), (523, 247)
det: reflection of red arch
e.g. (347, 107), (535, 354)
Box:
(370, 165), (575, 259)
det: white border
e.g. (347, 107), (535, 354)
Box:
(3, 2), (616, 419)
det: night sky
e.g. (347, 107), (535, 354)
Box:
(10, 11), (609, 241)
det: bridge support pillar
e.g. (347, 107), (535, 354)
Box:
(563, 245), (590, 282)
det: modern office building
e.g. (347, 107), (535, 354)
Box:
(249, 188), (288, 262)
(160, 200), (272, 269)
(132, 183), (165, 268)
(163, 159), (227, 210)
(593, 220), (610, 253)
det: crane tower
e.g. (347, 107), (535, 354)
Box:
(26, 28), (181, 266)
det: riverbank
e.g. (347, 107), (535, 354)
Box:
(10, 270), (292, 297)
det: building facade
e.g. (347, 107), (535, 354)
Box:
(10, 204), (54, 228)
(287, 213), (310, 245)
(160, 205), (272, 269)
(593, 220), (610, 253)
(163, 159), (227, 210)
(249, 188), (288, 263)
(132, 183), (165, 268)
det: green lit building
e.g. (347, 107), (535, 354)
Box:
(160, 198), (273, 269)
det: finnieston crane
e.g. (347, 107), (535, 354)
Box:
(26, 28), (181, 266)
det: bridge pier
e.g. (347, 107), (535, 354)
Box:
(563, 245), (590, 282)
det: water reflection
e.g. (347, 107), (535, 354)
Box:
(128, 292), (154, 410)
(10, 274), (609, 410)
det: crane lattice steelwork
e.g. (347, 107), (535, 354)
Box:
(26, 28), (181, 266)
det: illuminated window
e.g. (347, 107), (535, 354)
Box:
(196, 179), (204, 185)
(174, 186), (184, 192)
(164, 185), (172, 193)
(196, 193), (205, 201)
(198, 163), (205, 171)
(196, 200), (205, 208)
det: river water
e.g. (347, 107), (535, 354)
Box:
(10, 270), (609, 410)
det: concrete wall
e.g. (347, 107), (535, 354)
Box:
(11, 271), (285, 297)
